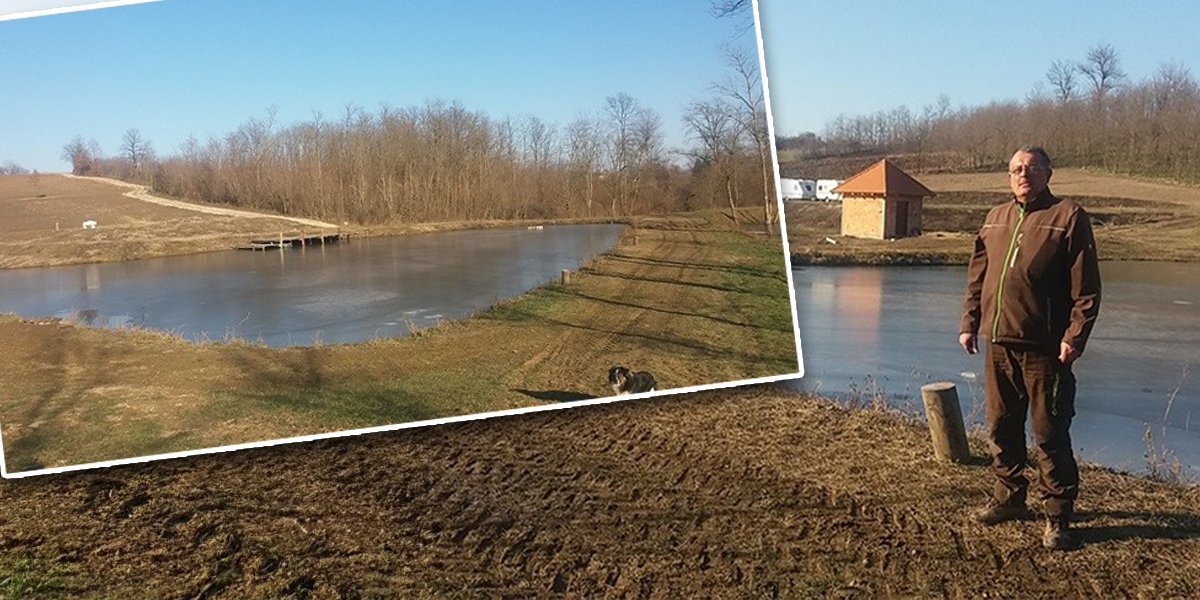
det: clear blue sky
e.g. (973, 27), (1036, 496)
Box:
(0, 0), (756, 172)
(760, 1), (1200, 137)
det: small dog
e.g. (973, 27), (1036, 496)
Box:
(608, 366), (657, 395)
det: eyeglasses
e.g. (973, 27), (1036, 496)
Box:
(1008, 164), (1046, 176)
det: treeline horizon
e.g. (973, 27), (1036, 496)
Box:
(59, 89), (774, 227)
(778, 44), (1200, 183)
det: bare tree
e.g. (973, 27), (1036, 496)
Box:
(1078, 43), (1126, 101)
(1047, 59), (1078, 103)
(604, 93), (638, 216)
(61, 135), (93, 175)
(683, 99), (744, 220)
(1150, 60), (1197, 110)
(710, 0), (750, 17)
(120, 128), (154, 174)
(716, 46), (775, 235)
(566, 115), (603, 217)
(0, 161), (30, 175)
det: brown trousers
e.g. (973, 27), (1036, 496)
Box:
(985, 343), (1079, 518)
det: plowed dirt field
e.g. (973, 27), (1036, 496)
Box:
(1, 385), (1198, 597)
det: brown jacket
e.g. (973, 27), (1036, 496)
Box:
(960, 189), (1101, 352)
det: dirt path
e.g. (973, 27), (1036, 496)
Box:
(0, 174), (340, 268)
(0, 385), (1196, 597)
(62, 174), (339, 229)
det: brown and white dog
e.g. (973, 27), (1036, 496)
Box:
(608, 366), (657, 395)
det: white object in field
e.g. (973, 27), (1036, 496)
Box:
(82, 219), (97, 229)
(824, 236), (838, 245)
(780, 178), (817, 200)
(816, 179), (843, 201)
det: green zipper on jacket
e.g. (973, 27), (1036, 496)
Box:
(991, 202), (1026, 340)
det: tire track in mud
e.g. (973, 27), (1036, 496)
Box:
(2, 388), (1199, 597)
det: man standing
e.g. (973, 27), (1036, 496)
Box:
(959, 146), (1101, 550)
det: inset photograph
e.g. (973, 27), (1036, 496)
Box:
(0, 0), (800, 474)
(764, 0), (1200, 562)
(767, 0), (1199, 480)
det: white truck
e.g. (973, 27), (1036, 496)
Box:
(779, 178), (816, 200)
(816, 179), (843, 201)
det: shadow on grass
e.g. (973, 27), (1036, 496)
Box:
(554, 287), (784, 331)
(1074, 509), (1200, 543)
(604, 253), (786, 281)
(513, 389), (597, 403)
(580, 268), (756, 295)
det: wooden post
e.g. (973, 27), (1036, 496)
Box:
(279, 231), (284, 250)
(920, 382), (970, 463)
(561, 269), (571, 285)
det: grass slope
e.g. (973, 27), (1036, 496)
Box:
(0, 214), (797, 469)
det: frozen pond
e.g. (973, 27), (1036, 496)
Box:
(0, 224), (625, 346)
(790, 262), (1200, 479)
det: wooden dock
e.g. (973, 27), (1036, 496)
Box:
(237, 232), (348, 251)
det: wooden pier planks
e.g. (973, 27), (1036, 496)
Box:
(237, 232), (347, 251)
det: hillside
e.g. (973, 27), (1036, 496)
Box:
(783, 162), (1200, 264)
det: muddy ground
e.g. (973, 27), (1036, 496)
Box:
(0, 385), (1197, 597)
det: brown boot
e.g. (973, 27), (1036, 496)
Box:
(974, 502), (1032, 525)
(1042, 516), (1079, 550)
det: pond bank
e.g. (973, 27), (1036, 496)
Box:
(0, 214), (798, 470)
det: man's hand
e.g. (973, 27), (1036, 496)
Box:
(1059, 342), (1081, 364)
(959, 332), (978, 355)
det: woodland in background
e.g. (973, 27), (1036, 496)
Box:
(779, 44), (1200, 182)
(59, 85), (775, 228)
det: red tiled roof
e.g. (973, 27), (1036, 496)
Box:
(833, 159), (935, 197)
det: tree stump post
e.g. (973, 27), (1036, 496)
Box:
(920, 382), (970, 463)
(561, 269), (571, 285)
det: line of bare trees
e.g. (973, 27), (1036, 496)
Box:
(64, 92), (772, 226)
(783, 44), (1200, 182)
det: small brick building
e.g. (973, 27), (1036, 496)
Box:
(836, 159), (934, 239)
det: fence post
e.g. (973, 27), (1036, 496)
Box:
(561, 269), (571, 285)
(920, 382), (970, 463)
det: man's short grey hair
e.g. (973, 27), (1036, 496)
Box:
(1015, 145), (1052, 169)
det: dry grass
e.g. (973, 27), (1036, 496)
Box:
(0, 174), (330, 269)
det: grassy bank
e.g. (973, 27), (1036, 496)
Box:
(0, 214), (797, 469)
(0, 384), (1196, 596)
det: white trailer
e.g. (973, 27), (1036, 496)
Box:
(779, 178), (816, 200)
(816, 179), (843, 201)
